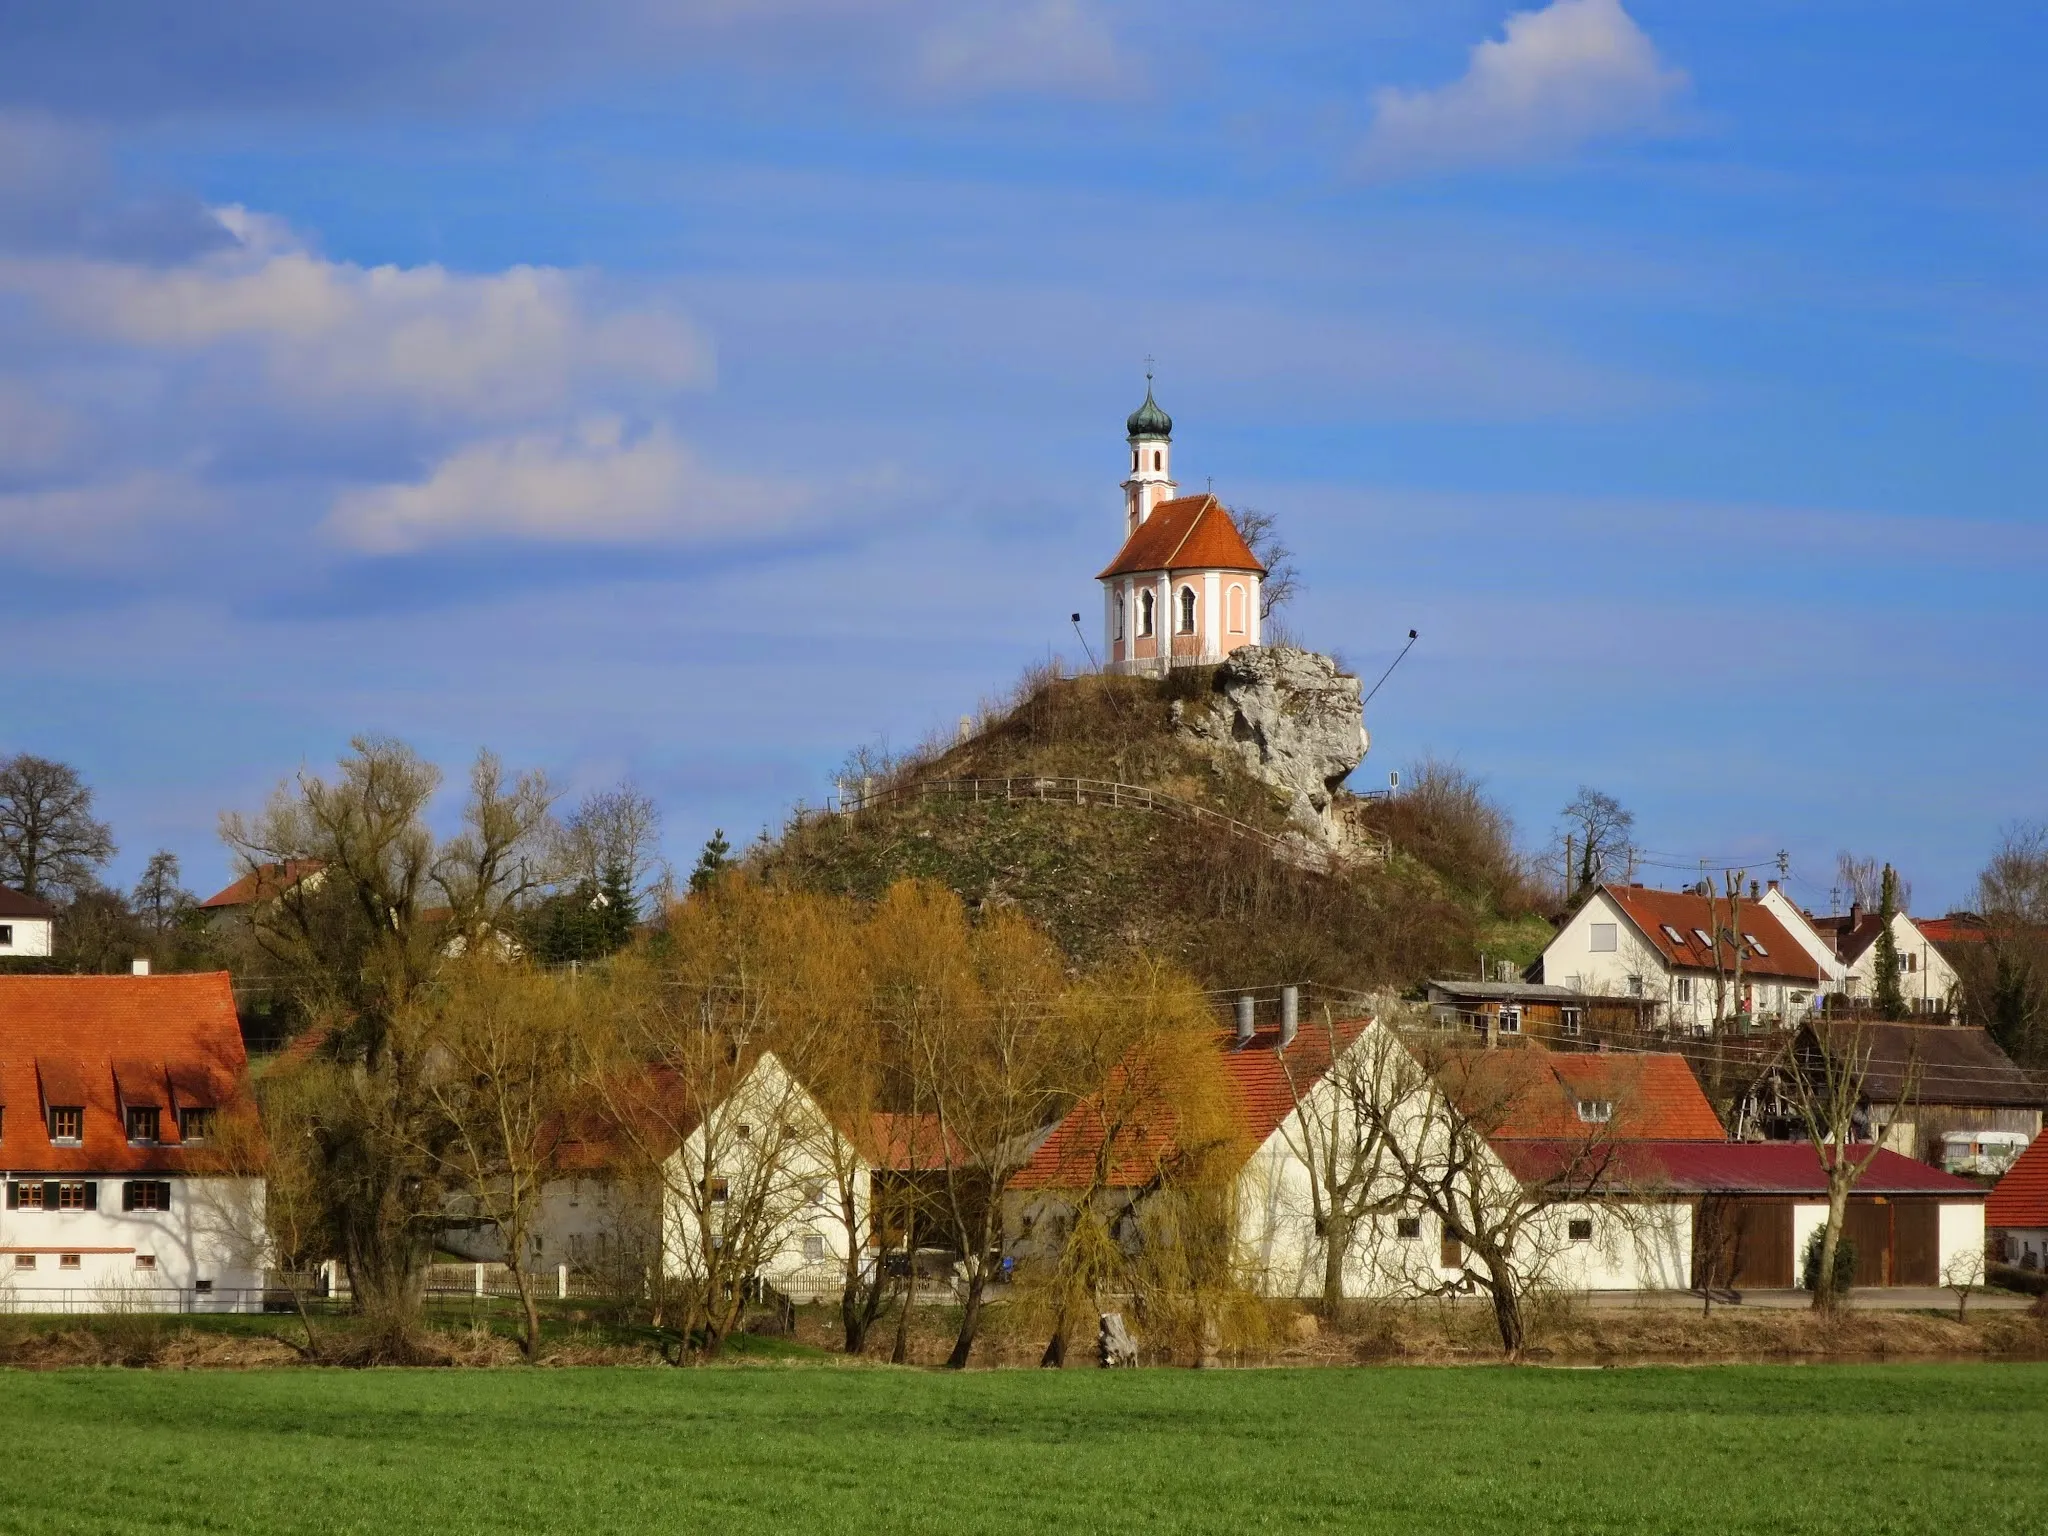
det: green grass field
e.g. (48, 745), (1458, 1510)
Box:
(1, 1364), (2041, 1535)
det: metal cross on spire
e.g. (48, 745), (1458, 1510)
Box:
(1144, 354), (1155, 383)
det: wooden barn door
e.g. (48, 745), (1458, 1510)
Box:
(1697, 1199), (1793, 1289)
(1892, 1201), (1939, 1286)
(1846, 1199), (1893, 1286)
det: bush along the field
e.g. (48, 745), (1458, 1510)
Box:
(1801, 1228), (1857, 1296)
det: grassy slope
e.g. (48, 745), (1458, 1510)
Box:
(5, 1365), (2045, 1534)
(763, 670), (1502, 989)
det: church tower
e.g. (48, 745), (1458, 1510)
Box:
(1098, 378), (1266, 674)
(1121, 374), (1175, 534)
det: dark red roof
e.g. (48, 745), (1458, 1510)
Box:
(1097, 495), (1264, 580)
(1601, 884), (1822, 983)
(0, 973), (251, 1174)
(1917, 915), (1990, 946)
(1805, 912), (1888, 965)
(1809, 1020), (2044, 1108)
(200, 860), (324, 910)
(1473, 1051), (1726, 1141)
(0, 887), (56, 919)
(1987, 1135), (2048, 1229)
(1013, 1019), (1369, 1192)
(1492, 1138), (1982, 1197)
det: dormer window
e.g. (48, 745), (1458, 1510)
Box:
(48, 1106), (83, 1144)
(126, 1105), (161, 1144)
(1576, 1099), (1614, 1124)
(178, 1107), (215, 1143)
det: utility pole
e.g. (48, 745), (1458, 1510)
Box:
(1564, 834), (1574, 904)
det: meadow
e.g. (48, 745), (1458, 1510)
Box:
(0, 1362), (2041, 1535)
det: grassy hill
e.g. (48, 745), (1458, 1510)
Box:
(757, 662), (1548, 994)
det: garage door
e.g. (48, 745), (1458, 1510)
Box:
(1846, 1199), (1892, 1286)
(1893, 1200), (1939, 1286)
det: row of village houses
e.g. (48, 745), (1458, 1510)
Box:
(1, 877), (2045, 1311)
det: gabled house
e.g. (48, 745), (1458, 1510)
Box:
(0, 973), (266, 1308)
(198, 860), (325, 928)
(1798, 902), (1960, 1016)
(1746, 1019), (2045, 1169)
(1540, 883), (1824, 1035)
(0, 887), (56, 960)
(1986, 1133), (2048, 1269)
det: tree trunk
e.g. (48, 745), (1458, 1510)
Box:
(947, 1271), (986, 1370)
(1812, 1183), (1851, 1314)
(1320, 1211), (1353, 1316)
(1481, 1258), (1526, 1360)
(509, 1264), (541, 1360)
(1040, 1324), (1066, 1368)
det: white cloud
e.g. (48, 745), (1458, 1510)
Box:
(0, 207), (712, 418)
(1358, 0), (1686, 178)
(915, 0), (1130, 97)
(0, 471), (223, 566)
(324, 417), (808, 554)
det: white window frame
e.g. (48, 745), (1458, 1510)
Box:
(1497, 1006), (1522, 1035)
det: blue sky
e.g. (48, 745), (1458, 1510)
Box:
(1, 0), (2041, 914)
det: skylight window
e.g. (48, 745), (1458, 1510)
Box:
(1660, 924), (1684, 945)
(1744, 933), (1768, 956)
(1691, 928), (1713, 949)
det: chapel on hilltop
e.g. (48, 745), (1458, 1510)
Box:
(1098, 380), (1265, 674)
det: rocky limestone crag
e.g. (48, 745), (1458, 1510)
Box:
(1171, 645), (1368, 845)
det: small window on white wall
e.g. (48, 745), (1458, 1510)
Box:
(1589, 923), (1618, 952)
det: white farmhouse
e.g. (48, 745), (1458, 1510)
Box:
(1540, 882), (1825, 1034)
(0, 973), (266, 1310)
(1801, 904), (1960, 1014)
(0, 887), (56, 960)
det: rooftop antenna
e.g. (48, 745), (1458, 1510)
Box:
(1361, 629), (1419, 708)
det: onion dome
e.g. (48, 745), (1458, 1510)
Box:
(1125, 382), (1172, 440)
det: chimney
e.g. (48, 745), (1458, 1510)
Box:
(1749, 879), (1760, 900)
(1850, 900), (1863, 928)
(1767, 879), (1780, 896)
(1235, 994), (1255, 1046)
(130, 958), (151, 976)
(1279, 986), (1299, 1050)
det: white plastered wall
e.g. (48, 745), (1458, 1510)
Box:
(0, 1175), (267, 1311)
(0, 917), (53, 958)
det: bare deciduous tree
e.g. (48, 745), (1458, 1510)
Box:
(221, 736), (557, 1344)
(427, 958), (590, 1358)
(1560, 787), (1634, 899)
(1774, 1019), (1922, 1313)
(1227, 506), (1301, 620)
(1835, 851), (1911, 916)
(0, 753), (117, 898)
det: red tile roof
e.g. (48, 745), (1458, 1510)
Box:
(1474, 1051), (1726, 1141)
(1097, 495), (1264, 580)
(0, 888), (56, 919)
(1492, 1139), (1982, 1197)
(1013, 1019), (1370, 1192)
(1918, 914), (1991, 946)
(199, 860), (324, 910)
(0, 973), (251, 1174)
(852, 1112), (966, 1171)
(1987, 1135), (2048, 1229)
(1600, 884), (1823, 983)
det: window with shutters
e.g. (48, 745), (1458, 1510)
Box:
(7, 1181), (45, 1210)
(48, 1106), (83, 1143)
(123, 1181), (172, 1212)
(56, 1181), (94, 1211)
(178, 1107), (215, 1142)
(127, 1105), (160, 1143)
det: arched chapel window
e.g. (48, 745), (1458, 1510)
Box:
(1139, 590), (1155, 637)
(1153, 450), (1162, 471)
(1227, 584), (1246, 634)
(1115, 592), (1126, 639)
(1178, 586), (1197, 633)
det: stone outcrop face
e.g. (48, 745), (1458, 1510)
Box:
(1173, 645), (1367, 843)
